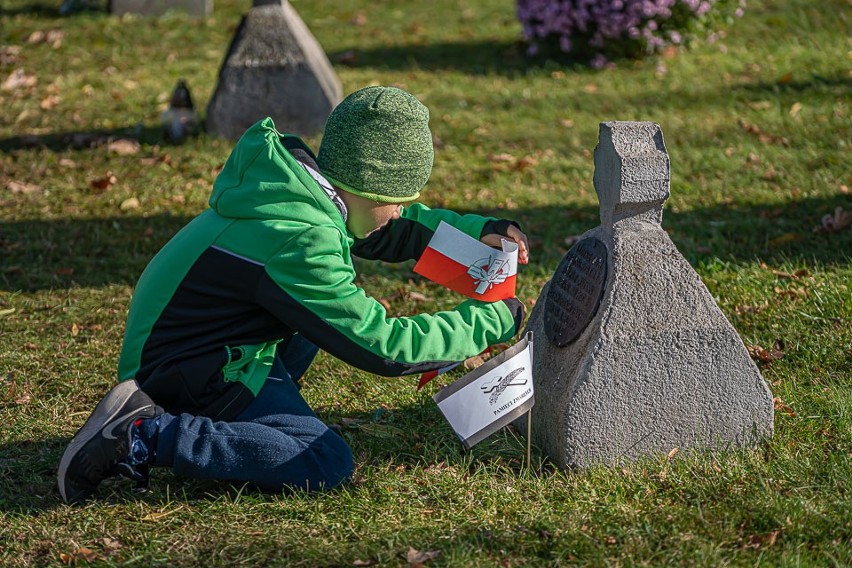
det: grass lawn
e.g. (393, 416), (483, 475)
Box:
(1, 0), (850, 565)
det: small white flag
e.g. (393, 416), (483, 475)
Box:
(433, 332), (534, 449)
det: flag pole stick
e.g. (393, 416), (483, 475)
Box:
(525, 408), (532, 469)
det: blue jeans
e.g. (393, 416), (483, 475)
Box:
(151, 335), (353, 492)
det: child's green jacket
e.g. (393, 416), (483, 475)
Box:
(117, 118), (522, 420)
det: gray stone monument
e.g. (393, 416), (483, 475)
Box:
(521, 121), (774, 469)
(110, 0), (212, 18)
(206, 0), (342, 140)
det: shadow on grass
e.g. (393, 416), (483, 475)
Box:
(330, 39), (607, 76)
(0, 124), (174, 154)
(2, 193), (849, 292)
(0, 436), (67, 513)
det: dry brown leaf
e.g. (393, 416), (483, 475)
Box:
(771, 269), (810, 280)
(746, 530), (780, 548)
(489, 153), (516, 163)
(55, 267), (74, 276)
(108, 138), (140, 155)
(350, 12), (367, 25)
(1, 69), (37, 91)
(739, 119), (790, 146)
(139, 154), (171, 166)
(7, 180), (41, 194)
(352, 559), (375, 566)
(59, 547), (102, 564)
(90, 173), (117, 191)
(40, 95), (60, 110)
(667, 447), (680, 459)
(120, 197), (141, 211)
(748, 343), (784, 364)
(59, 158), (77, 168)
(408, 291), (429, 302)
(405, 547), (441, 566)
(815, 207), (852, 233)
(773, 397), (795, 417)
(463, 351), (492, 370)
(71, 323), (80, 337)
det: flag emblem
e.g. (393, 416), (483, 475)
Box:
(433, 332), (534, 449)
(414, 221), (518, 302)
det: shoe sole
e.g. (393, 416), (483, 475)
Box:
(57, 380), (142, 503)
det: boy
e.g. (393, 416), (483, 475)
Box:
(58, 86), (529, 503)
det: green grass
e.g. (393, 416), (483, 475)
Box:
(1, 0), (850, 565)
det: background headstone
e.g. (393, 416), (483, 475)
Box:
(520, 121), (774, 469)
(205, 0), (342, 140)
(109, 0), (212, 18)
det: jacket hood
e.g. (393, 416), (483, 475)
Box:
(209, 118), (345, 229)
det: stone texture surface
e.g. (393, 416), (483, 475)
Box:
(521, 121), (774, 468)
(206, 0), (342, 140)
(110, 0), (212, 17)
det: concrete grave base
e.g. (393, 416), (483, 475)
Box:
(206, 0), (342, 140)
(519, 122), (774, 468)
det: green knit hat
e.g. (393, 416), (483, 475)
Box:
(317, 86), (434, 203)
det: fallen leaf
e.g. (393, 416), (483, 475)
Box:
(7, 180), (41, 194)
(71, 323), (80, 337)
(667, 447), (680, 459)
(139, 153), (171, 166)
(0, 46), (21, 66)
(90, 173), (117, 191)
(748, 343), (784, 364)
(352, 560), (375, 566)
(120, 197), (141, 211)
(767, 233), (802, 248)
(108, 138), (140, 155)
(747, 530), (780, 548)
(463, 350), (492, 370)
(350, 12), (367, 25)
(815, 207), (852, 233)
(59, 158), (77, 168)
(378, 298), (392, 310)
(59, 547), (102, 564)
(738, 118), (790, 146)
(40, 95), (60, 110)
(773, 397), (795, 417)
(55, 267), (74, 276)
(1, 69), (37, 91)
(560, 118), (574, 128)
(408, 291), (429, 302)
(0, 308), (15, 317)
(15, 392), (31, 405)
(405, 547), (440, 566)
(789, 102), (802, 118)
(771, 269), (810, 280)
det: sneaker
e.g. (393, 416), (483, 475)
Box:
(58, 380), (161, 504)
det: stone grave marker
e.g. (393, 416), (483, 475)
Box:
(110, 0), (212, 18)
(206, 0), (342, 140)
(520, 121), (774, 468)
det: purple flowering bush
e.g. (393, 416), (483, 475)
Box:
(516, 0), (746, 66)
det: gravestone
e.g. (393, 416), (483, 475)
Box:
(110, 0), (212, 17)
(206, 0), (342, 140)
(520, 122), (774, 468)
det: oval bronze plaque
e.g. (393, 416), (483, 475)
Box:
(544, 237), (608, 347)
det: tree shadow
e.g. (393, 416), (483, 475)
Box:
(330, 39), (603, 76)
(1, 192), (849, 293)
(0, 436), (67, 513)
(0, 123), (173, 154)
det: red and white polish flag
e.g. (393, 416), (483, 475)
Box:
(413, 221), (518, 302)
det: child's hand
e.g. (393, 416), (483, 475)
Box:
(480, 224), (530, 264)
